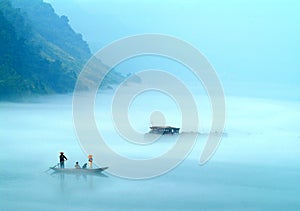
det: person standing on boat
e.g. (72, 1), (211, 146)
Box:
(59, 152), (67, 168)
(88, 155), (93, 168)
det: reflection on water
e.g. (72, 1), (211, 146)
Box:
(47, 172), (108, 193)
(59, 174), (65, 192)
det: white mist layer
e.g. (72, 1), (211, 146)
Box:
(1, 94), (300, 210)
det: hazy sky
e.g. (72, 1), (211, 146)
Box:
(44, 0), (300, 99)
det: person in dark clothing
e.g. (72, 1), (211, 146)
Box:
(82, 163), (87, 169)
(59, 152), (67, 168)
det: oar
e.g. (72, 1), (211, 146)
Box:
(44, 163), (59, 173)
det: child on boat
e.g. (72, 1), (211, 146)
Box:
(74, 161), (81, 169)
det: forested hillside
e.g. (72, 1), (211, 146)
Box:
(0, 0), (122, 100)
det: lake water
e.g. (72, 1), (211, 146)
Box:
(1, 93), (300, 210)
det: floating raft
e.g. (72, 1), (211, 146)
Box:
(149, 126), (180, 135)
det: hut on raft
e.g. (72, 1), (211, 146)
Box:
(149, 126), (180, 135)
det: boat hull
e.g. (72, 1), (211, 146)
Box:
(50, 167), (108, 175)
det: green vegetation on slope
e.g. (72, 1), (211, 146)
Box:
(0, 0), (123, 100)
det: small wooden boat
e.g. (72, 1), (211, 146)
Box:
(50, 167), (108, 175)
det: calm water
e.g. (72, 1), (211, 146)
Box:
(1, 94), (300, 210)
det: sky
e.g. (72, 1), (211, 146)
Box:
(44, 0), (300, 100)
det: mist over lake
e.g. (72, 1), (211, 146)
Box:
(1, 93), (300, 210)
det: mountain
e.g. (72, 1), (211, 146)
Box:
(0, 0), (123, 100)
